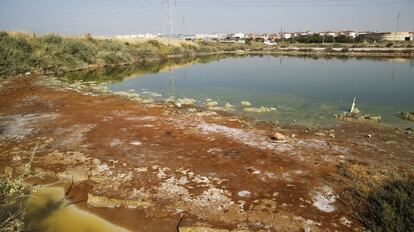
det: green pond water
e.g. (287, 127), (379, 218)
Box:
(76, 55), (414, 128)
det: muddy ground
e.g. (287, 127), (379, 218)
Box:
(0, 75), (413, 232)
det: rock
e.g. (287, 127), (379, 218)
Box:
(141, 98), (154, 104)
(237, 191), (251, 198)
(400, 112), (414, 122)
(334, 112), (381, 123)
(34, 167), (56, 178)
(224, 103), (233, 109)
(129, 141), (142, 146)
(243, 106), (276, 113)
(366, 134), (372, 138)
(205, 101), (218, 107)
(365, 115), (381, 123)
(208, 106), (224, 111)
(25, 72), (31, 76)
(57, 166), (89, 183)
(271, 132), (286, 141)
(3, 166), (13, 177)
(240, 101), (251, 107)
(328, 133), (335, 138)
(176, 98), (196, 106)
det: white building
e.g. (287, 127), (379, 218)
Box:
(115, 34), (157, 39)
(381, 32), (413, 41)
(234, 32), (245, 39)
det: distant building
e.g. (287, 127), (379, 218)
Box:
(264, 40), (277, 45)
(234, 32), (245, 39)
(381, 32), (413, 41)
(115, 34), (157, 39)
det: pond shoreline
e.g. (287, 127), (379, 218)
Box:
(8, 48), (413, 78)
(1, 74), (413, 231)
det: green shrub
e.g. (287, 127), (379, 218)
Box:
(147, 39), (161, 48)
(337, 163), (414, 232)
(172, 46), (182, 54)
(0, 32), (34, 75)
(98, 51), (132, 65)
(62, 40), (95, 64)
(41, 34), (63, 44)
(361, 180), (414, 231)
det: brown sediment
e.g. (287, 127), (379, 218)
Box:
(0, 75), (413, 231)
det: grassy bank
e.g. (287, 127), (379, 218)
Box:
(1, 32), (413, 77)
(0, 32), (205, 77)
(335, 162), (414, 231)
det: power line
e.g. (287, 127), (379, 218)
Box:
(175, 0), (414, 7)
(1, 0), (160, 23)
(28, 3), (163, 33)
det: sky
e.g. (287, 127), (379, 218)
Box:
(0, 0), (413, 36)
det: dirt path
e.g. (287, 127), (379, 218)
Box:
(1, 75), (413, 231)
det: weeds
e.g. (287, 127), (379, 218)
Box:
(0, 32), (200, 77)
(336, 162), (414, 231)
(0, 143), (38, 232)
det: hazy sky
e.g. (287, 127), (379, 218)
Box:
(0, 0), (413, 35)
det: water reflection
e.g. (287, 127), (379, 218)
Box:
(62, 54), (413, 128)
(59, 54), (229, 84)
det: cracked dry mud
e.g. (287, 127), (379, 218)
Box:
(1, 76), (413, 231)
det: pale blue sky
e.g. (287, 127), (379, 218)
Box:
(0, 0), (413, 35)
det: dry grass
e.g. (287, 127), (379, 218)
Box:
(335, 162), (414, 231)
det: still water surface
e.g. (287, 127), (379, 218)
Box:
(106, 55), (414, 127)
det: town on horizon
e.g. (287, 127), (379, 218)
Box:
(113, 30), (414, 43)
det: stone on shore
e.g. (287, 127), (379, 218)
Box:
(243, 106), (276, 113)
(241, 101), (251, 107)
(400, 112), (414, 122)
(176, 98), (197, 107)
(205, 101), (219, 107)
(334, 112), (381, 123)
(271, 132), (286, 141)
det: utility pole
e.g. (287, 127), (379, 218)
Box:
(322, 32), (325, 45)
(182, 16), (185, 36)
(164, 0), (175, 39)
(163, 0), (177, 100)
(281, 27), (283, 42)
(395, 12), (400, 41)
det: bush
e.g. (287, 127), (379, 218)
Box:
(41, 34), (63, 44)
(0, 176), (25, 232)
(336, 163), (414, 231)
(147, 39), (161, 48)
(62, 40), (95, 64)
(361, 180), (414, 231)
(98, 51), (132, 65)
(0, 32), (34, 75)
(386, 42), (394, 48)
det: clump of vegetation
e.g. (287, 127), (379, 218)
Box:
(336, 162), (414, 231)
(386, 42), (394, 48)
(0, 32), (203, 77)
(0, 175), (26, 232)
(0, 144), (38, 232)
